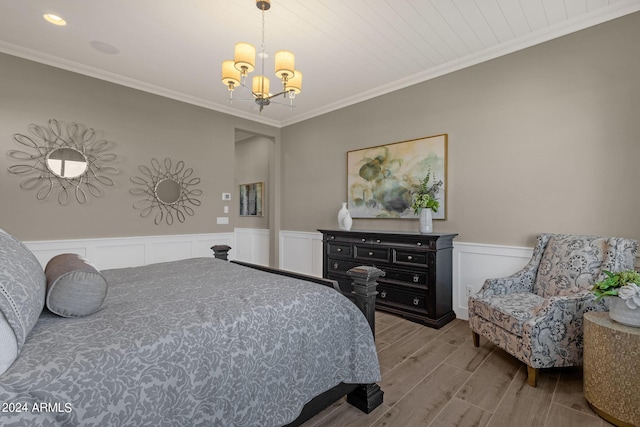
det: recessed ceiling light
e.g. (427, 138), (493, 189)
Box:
(43, 14), (67, 26)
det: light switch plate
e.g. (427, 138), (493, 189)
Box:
(216, 217), (229, 224)
(224, 206), (229, 213)
(222, 193), (231, 200)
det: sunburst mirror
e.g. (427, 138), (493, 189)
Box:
(7, 119), (119, 204)
(130, 157), (202, 225)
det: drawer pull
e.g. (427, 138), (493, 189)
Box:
(330, 236), (335, 240)
(368, 251), (374, 256)
(362, 238), (366, 242)
(380, 291), (387, 299)
(380, 271), (386, 277)
(376, 239), (381, 243)
(337, 248), (342, 252)
(413, 275), (419, 283)
(413, 297), (420, 305)
(416, 242), (422, 246)
(333, 262), (339, 269)
(407, 255), (413, 260)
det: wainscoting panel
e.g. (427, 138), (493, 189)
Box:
(279, 230), (323, 277)
(234, 228), (270, 266)
(25, 233), (235, 270)
(452, 242), (533, 320)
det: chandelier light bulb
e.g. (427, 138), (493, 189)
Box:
(234, 42), (256, 75)
(275, 50), (295, 82)
(221, 60), (241, 91)
(287, 70), (302, 95)
(252, 76), (270, 98)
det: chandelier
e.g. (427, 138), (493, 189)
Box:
(221, 0), (302, 112)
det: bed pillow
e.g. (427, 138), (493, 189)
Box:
(0, 228), (46, 374)
(45, 254), (108, 318)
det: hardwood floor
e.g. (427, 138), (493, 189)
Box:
(303, 311), (612, 427)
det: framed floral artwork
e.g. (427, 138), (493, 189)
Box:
(347, 134), (447, 219)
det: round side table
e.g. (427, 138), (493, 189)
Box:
(583, 311), (639, 427)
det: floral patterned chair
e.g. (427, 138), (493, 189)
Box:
(468, 233), (638, 387)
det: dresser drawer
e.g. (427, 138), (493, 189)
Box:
(377, 284), (427, 312)
(354, 246), (389, 262)
(393, 249), (428, 266)
(327, 258), (361, 274)
(375, 236), (437, 250)
(379, 266), (427, 286)
(326, 234), (371, 244)
(328, 243), (353, 257)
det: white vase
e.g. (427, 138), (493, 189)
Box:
(609, 297), (640, 327)
(343, 212), (353, 231)
(418, 208), (433, 234)
(337, 202), (349, 230)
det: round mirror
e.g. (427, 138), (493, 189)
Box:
(155, 178), (181, 204)
(46, 147), (88, 178)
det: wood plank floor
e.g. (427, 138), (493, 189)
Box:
(303, 311), (612, 427)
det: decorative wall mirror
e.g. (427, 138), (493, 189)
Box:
(130, 158), (202, 225)
(7, 119), (118, 204)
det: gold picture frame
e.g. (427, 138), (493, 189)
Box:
(347, 134), (447, 219)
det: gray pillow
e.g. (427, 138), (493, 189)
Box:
(45, 254), (108, 317)
(0, 229), (46, 374)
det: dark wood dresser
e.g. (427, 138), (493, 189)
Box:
(319, 229), (457, 328)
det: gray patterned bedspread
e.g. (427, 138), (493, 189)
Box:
(0, 258), (380, 426)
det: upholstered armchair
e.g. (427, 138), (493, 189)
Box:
(468, 233), (638, 387)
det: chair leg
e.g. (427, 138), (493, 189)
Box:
(527, 366), (538, 387)
(471, 331), (480, 347)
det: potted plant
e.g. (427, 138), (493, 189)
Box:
(411, 170), (442, 234)
(592, 269), (640, 327)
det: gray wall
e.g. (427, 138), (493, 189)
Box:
(280, 13), (640, 247)
(235, 135), (270, 229)
(2, 12), (640, 251)
(0, 53), (280, 241)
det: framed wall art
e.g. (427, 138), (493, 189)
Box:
(239, 182), (263, 216)
(347, 134), (447, 219)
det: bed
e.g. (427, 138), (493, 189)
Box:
(0, 230), (382, 426)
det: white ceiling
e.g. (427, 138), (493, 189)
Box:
(1, 1), (639, 128)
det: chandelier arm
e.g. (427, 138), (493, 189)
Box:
(264, 89), (292, 100)
(237, 80), (264, 99)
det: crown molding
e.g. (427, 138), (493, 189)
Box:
(280, 2), (640, 127)
(2, 2), (639, 130)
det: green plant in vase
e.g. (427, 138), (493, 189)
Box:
(411, 170), (441, 214)
(592, 269), (640, 327)
(592, 270), (640, 308)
